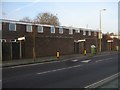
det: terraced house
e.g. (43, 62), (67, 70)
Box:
(1, 19), (119, 61)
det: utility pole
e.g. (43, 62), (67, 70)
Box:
(99, 9), (106, 52)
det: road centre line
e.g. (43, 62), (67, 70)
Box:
(37, 64), (82, 75)
(85, 72), (119, 88)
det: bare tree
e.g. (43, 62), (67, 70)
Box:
(19, 17), (32, 23)
(34, 12), (60, 26)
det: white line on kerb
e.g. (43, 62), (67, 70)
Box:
(3, 60), (60, 69)
(95, 58), (114, 63)
(37, 64), (82, 75)
(85, 72), (119, 88)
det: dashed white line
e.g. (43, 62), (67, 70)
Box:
(95, 60), (103, 63)
(37, 64), (82, 75)
(72, 59), (78, 62)
(81, 60), (91, 63)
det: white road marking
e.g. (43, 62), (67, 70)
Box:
(95, 60), (103, 63)
(93, 53), (117, 58)
(37, 64), (82, 75)
(85, 72), (119, 88)
(3, 60), (60, 69)
(72, 59), (78, 62)
(95, 58), (114, 63)
(81, 60), (91, 63)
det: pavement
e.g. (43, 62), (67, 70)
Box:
(2, 51), (119, 88)
(2, 51), (118, 67)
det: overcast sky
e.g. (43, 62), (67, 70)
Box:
(1, 0), (119, 34)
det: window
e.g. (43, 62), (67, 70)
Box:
(94, 32), (97, 36)
(69, 28), (73, 35)
(88, 31), (91, 36)
(75, 29), (80, 33)
(9, 23), (16, 31)
(38, 26), (43, 33)
(59, 26), (63, 34)
(83, 31), (86, 35)
(0, 39), (6, 42)
(11, 39), (17, 42)
(26, 25), (32, 32)
(51, 26), (55, 33)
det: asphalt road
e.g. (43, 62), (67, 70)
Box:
(2, 52), (119, 88)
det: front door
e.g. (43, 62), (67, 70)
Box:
(74, 42), (80, 54)
(12, 42), (20, 60)
(79, 42), (84, 54)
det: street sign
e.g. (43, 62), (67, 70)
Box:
(18, 37), (25, 41)
(107, 40), (113, 42)
(74, 39), (86, 43)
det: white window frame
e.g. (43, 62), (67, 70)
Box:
(51, 26), (55, 33)
(11, 39), (17, 42)
(26, 25), (32, 32)
(83, 31), (86, 35)
(75, 29), (80, 33)
(94, 32), (97, 36)
(38, 25), (43, 33)
(69, 28), (73, 35)
(59, 26), (63, 34)
(0, 39), (6, 42)
(88, 31), (91, 36)
(9, 23), (16, 31)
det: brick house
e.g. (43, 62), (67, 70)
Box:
(1, 19), (118, 61)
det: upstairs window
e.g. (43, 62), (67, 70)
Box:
(83, 31), (86, 35)
(75, 29), (80, 33)
(94, 32), (97, 36)
(9, 23), (16, 31)
(51, 26), (55, 33)
(88, 31), (91, 36)
(38, 26), (43, 33)
(69, 28), (73, 35)
(26, 25), (32, 32)
(59, 26), (63, 34)
(0, 39), (6, 42)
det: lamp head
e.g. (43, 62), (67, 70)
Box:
(102, 9), (106, 11)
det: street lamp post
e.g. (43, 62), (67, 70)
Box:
(99, 9), (106, 52)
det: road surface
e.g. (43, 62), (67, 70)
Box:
(2, 52), (119, 88)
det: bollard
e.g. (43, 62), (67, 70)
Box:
(56, 51), (60, 59)
(84, 50), (86, 56)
